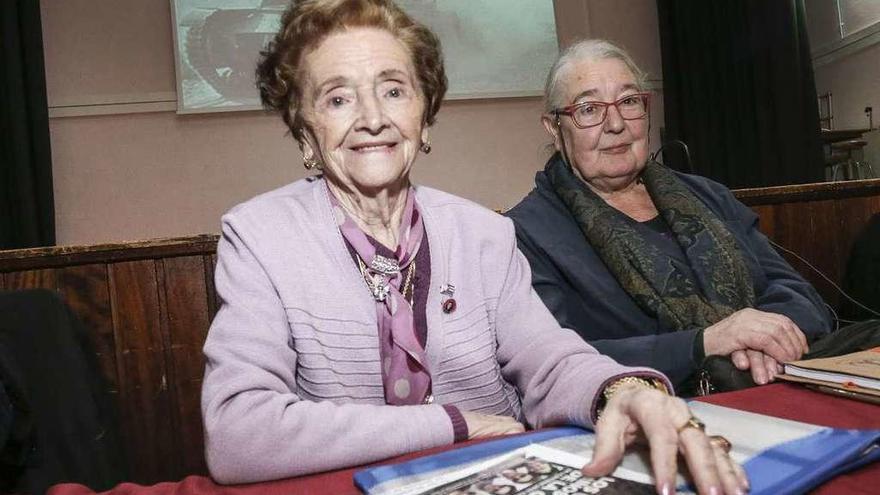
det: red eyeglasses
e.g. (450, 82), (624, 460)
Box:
(553, 93), (650, 129)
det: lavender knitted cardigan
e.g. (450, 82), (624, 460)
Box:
(201, 177), (669, 484)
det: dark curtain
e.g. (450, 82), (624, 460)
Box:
(0, 0), (55, 249)
(657, 0), (824, 188)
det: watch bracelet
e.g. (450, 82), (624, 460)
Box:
(598, 376), (669, 419)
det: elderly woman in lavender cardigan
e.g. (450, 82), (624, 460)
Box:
(200, 1), (747, 494)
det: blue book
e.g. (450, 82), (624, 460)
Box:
(354, 402), (880, 495)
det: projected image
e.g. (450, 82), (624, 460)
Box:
(172, 0), (284, 112)
(171, 0), (557, 113)
(397, 0), (558, 98)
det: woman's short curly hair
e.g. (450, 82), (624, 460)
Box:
(256, 0), (447, 143)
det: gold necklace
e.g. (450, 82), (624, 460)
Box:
(357, 256), (416, 303)
(401, 260), (416, 303)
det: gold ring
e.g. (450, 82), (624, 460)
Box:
(676, 416), (706, 435)
(710, 435), (732, 454)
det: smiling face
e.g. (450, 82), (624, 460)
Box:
(543, 57), (650, 193)
(299, 27), (427, 196)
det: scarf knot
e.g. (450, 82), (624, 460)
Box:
(328, 186), (431, 405)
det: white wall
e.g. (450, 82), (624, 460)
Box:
(805, 0), (880, 172)
(41, 0), (663, 246)
(807, 0), (880, 130)
(813, 44), (880, 130)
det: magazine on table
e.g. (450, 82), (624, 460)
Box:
(354, 402), (880, 495)
(420, 447), (654, 495)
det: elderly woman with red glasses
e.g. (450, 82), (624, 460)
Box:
(507, 39), (831, 397)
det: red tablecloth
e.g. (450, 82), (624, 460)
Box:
(49, 383), (879, 495)
(697, 382), (879, 494)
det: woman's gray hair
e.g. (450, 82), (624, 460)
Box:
(544, 39), (648, 113)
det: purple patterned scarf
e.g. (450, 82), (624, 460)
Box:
(327, 185), (431, 405)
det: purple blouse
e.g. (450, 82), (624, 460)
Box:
(344, 234), (468, 442)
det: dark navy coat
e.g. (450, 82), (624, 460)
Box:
(507, 157), (833, 388)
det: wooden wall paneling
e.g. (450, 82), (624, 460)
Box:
(153, 259), (182, 477)
(204, 254), (219, 321)
(0, 272), (5, 289)
(56, 264), (119, 393)
(766, 199), (842, 309)
(210, 254), (220, 317)
(834, 195), (880, 317)
(4, 268), (57, 291)
(750, 205), (777, 240)
(835, 195), (880, 271)
(160, 255), (211, 476)
(108, 259), (175, 483)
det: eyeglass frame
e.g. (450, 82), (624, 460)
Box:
(552, 93), (651, 129)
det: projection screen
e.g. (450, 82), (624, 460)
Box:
(170, 0), (558, 114)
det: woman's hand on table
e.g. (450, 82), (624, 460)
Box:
(583, 385), (749, 495)
(461, 411), (525, 439)
(704, 308), (808, 365)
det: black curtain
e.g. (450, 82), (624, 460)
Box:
(657, 0), (824, 188)
(0, 0), (55, 249)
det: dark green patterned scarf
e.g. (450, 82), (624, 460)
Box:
(546, 154), (755, 330)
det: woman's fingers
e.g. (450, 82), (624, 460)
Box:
(731, 453), (750, 492)
(711, 439), (749, 494)
(751, 315), (800, 362)
(705, 309), (800, 362)
(731, 350), (750, 370)
(678, 427), (723, 495)
(770, 313), (808, 359)
(747, 350), (768, 384)
(703, 308), (809, 371)
(641, 409), (683, 494)
(763, 353), (780, 382)
(604, 389), (685, 493)
(589, 388), (750, 494)
(735, 347), (781, 383)
(582, 408), (630, 478)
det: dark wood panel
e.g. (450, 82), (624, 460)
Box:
(160, 256), (211, 477)
(174, 377), (208, 476)
(108, 260), (175, 483)
(0, 235), (218, 271)
(56, 264), (118, 392)
(162, 256), (210, 379)
(153, 258), (181, 477)
(836, 195), (880, 270)
(4, 268), (57, 291)
(750, 205), (776, 239)
(734, 178), (880, 205)
(204, 254), (219, 321)
(764, 200), (842, 309)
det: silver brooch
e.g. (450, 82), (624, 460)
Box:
(369, 274), (391, 302)
(370, 255), (400, 276)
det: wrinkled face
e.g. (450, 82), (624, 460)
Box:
(299, 27), (427, 194)
(544, 57), (650, 191)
